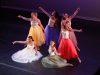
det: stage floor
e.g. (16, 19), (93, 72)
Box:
(0, 8), (100, 75)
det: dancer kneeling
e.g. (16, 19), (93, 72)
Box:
(11, 36), (43, 63)
(41, 40), (73, 68)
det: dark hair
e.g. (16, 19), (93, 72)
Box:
(62, 13), (67, 20)
(53, 11), (59, 19)
(51, 40), (56, 47)
(28, 36), (34, 41)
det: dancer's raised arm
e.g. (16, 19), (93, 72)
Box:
(39, 7), (51, 18)
(69, 7), (80, 20)
(18, 15), (31, 21)
(12, 41), (27, 44)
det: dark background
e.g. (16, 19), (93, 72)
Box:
(0, 1), (100, 75)
(1, 0), (100, 21)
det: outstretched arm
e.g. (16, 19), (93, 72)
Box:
(38, 19), (45, 32)
(12, 41), (28, 44)
(18, 15), (31, 21)
(69, 28), (82, 32)
(69, 7), (80, 20)
(39, 7), (51, 18)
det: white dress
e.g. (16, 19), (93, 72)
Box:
(11, 44), (43, 63)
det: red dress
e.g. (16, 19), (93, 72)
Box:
(58, 30), (78, 60)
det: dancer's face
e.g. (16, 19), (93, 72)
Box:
(64, 13), (68, 19)
(31, 13), (36, 18)
(28, 38), (32, 42)
(50, 41), (55, 46)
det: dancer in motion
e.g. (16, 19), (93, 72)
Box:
(58, 21), (81, 63)
(11, 36), (43, 63)
(18, 12), (45, 50)
(41, 40), (73, 68)
(61, 8), (81, 51)
(39, 7), (59, 46)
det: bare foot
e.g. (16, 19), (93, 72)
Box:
(79, 59), (81, 63)
(77, 57), (81, 63)
(69, 64), (73, 66)
(66, 63), (73, 66)
(76, 46), (80, 51)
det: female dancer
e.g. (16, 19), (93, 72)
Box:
(39, 7), (59, 46)
(18, 12), (45, 50)
(58, 21), (81, 63)
(11, 36), (43, 63)
(61, 8), (80, 51)
(41, 40), (73, 68)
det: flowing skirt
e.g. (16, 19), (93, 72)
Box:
(69, 31), (78, 46)
(57, 38), (78, 60)
(41, 55), (69, 68)
(45, 25), (59, 45)
(27, 25), (45, 46)
(11, 48), (43, 63)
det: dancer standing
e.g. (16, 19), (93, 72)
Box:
(18, 12), (45, 50)
(11, 36), (43, 63)
(39, 7), (59, 45)
(58, 21), (81, 63)
(61, 8), (80, 51)
(41, 40), (73, 68)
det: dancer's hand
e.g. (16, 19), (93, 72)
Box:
(39, 7), (43, 10)
(12, 41), (16, 44)
(78, 29), (82, 32)
(57, 53), (61, 56)
(18, 15), (22, 18)
(35, 53), (38, 56)
(77, 7), (80, 11)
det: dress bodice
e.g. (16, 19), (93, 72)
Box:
(48, 17), (55, 27)
(26, 44), (35, 49)
(30, 20), (38, 26)
(48, 46), (56, 56)
(61, 30), (69, 39)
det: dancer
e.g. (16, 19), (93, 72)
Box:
(41, 40), (73, 68)
(61, 7), (80, 51)
(58, 21), (81, 63)
(11, 36), (43, 63)
(39, 7), (59, 45)
(18, 12), (45, 50)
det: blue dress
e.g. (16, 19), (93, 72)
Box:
(45, 17), (59, 45)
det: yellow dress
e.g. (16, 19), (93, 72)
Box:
(27, 20), (45, 46)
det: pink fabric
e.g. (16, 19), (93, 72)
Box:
(69, 31), (78, 46)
